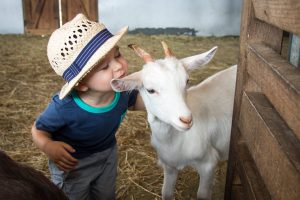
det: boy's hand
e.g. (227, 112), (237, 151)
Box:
(44, 141), (78, 172)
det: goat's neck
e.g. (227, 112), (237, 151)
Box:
(147, 113), (174, 141)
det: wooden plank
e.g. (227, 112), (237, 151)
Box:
(38, 0), (59, 30)
(247, 43), (300, 139)
(23, 0), (59, 34)
(61, 0), (98, 23)
(32, 0), (46, 28)
(25, 28), (57, 35)
(22, 0), (32, 28)
(234, 0), (283, 122)
(226, 130), (270, 200)
(239, 92), (300, 199)
(225, 128), (239, 200)
(235, 140), (271, 200)
(231, 185), (246, 200)
(252, 0), (300, 36)
(245, 76), (261, 93)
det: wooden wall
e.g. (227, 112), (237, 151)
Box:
(22, 0), (98, 35)
(225, 0), (300, 199)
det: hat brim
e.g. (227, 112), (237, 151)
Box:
(59, 26), (128, 99)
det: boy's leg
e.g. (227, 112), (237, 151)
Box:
(90, 145), (118, 200)
(49, 160), (90, 200)
(49, 145), (118, 200)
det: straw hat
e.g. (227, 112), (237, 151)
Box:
(47, 13), (128, 99)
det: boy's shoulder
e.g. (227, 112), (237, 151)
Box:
(51, 92), (74, 108)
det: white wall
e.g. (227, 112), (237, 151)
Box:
(0, 0), (23, 34)
(99, 0), (242, 36)
(0, 0), (242, 36)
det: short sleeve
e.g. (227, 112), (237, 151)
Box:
(127, 90), (139, 108)
(35, 99), (65, 133)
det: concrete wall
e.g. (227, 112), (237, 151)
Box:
(0, 0), (24, 34)
(0, 0), (242, 36)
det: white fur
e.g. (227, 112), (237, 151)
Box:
(111, 46), (237, 200)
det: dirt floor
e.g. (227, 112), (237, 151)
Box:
(0, 33), (239, 199)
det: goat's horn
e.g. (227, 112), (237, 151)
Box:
(128, 44), (153, 63)
(161, 41), (174, 57)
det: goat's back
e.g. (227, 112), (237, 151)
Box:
(187, 65), (237, 159)
(187, 65), (236, 114)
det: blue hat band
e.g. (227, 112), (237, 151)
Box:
(63, 29), (113, 83)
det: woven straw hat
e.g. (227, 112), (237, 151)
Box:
(47, 13), (128, 99)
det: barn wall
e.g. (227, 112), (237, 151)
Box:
(0, 0), (242, 36)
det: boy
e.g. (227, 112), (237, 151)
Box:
(31, 13), (144, 200)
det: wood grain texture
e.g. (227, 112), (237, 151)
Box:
(23, 0), (98, 35)
(239, 92), (300, 199)
(248, 43), (300, 139)
(61, 0), (98, 23)
(252, 0), (300, 35)
(225, 0), (283, 198)
(235, 139), (271, 200)
(23, 0), (58, 34)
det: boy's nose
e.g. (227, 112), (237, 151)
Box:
(113, 62), (122, 72)
(113, 61), (127, 76)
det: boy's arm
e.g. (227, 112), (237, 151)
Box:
(31, 122), (53, 151)
(130, 93), (145, 110)
(31, 122), (78, 171)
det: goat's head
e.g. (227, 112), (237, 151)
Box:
(111, 42), (217, 131)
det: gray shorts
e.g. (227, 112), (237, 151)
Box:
(49, 145), (117, 200)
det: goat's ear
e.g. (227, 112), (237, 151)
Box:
(111, 71), (142, 92)
(180, 46), (218, 71)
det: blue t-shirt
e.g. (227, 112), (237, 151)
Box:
(35, 90), (138, 159)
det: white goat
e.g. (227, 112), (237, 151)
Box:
(111, 42), (236, 200)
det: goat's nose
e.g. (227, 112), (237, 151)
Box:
(179, 115), (193, 125)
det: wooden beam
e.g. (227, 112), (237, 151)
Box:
(234, 0), (283, 123)
(235, 140), (271, 200)
(239, 92), (300, 199)
(252, 0), (300, 36)
(247, 43), (300, 139)
(61, 0), (98, 23)
(32, 0), (46, 28)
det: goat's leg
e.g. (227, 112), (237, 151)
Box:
(195, 150), (219, 200)
(162, 164), (178, 200)
(196, 164), (215, 199)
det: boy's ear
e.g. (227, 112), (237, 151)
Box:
(74, 82), (89, 92)
(111, 71), (142, 92)
(180, 46), (218, 71)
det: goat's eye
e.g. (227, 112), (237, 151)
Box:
(186, 79), (190, 84)
(146, 89), (156, 94)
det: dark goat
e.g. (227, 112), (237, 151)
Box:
(0, 150), (68, 200)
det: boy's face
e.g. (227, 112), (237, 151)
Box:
(80, 46), (128, 92)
